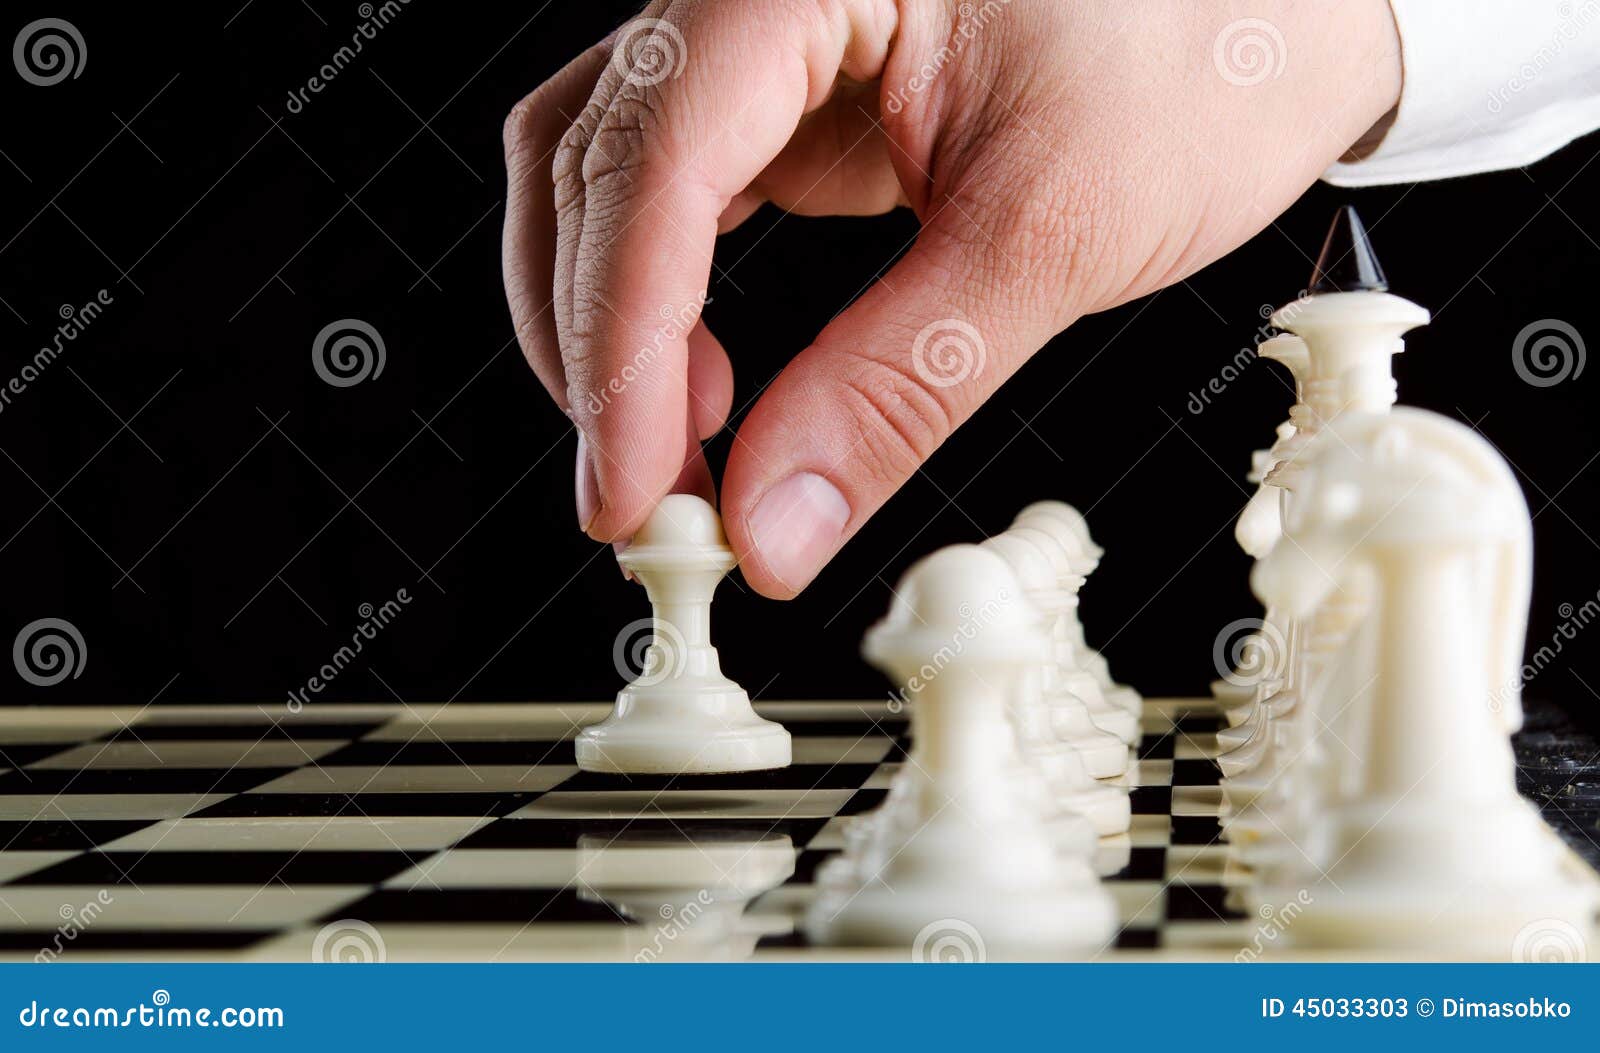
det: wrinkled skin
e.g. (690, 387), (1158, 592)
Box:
(502, 0), (1402, 597)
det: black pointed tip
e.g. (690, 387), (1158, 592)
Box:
(1308, 205), (1387, 294)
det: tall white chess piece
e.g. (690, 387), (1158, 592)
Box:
(1215, 333), (1307, 719)
(1216, 277), (1429, 778)
(576, 495), (791, 774)
(1248, 409), (1594, 953)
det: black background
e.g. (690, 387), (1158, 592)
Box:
(2, 2), (1598, 730)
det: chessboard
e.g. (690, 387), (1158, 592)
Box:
(0, 697), (1592, 962)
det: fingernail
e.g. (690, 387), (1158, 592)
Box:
(575, 432), (600, 532)
(747, 472), (850, 592)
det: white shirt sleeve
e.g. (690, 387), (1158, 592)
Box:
(1324, 0), (1600, 187)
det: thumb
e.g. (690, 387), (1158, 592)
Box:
(723, 197), (1070, 598)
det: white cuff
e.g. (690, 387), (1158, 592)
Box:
(1325, 0), (1600, 187)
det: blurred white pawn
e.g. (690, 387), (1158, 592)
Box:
(815, 545), (1103, 895)
(1012, 502), (1142, 720)
(806, 545), (1116, 956)
(1005, 522), (1140, 744)
(983, 533), (1132, 781)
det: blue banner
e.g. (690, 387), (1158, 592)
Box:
(3, 964), (1596, 1049)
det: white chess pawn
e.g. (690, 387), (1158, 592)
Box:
(1004, 522), (1142, 741)
(1011, 502), (1141, 719)
(1015, 500), (1102, 560)
(979, 534), (1132, 777)
(807, 545), (1117, 956)
(816, 554), (1103, 893)
(576, 495), (791, 774)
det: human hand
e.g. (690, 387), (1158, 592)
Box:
(502, 0), (1401, 597)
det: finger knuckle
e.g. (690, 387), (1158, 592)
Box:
(503, 82), (567, 171)
(582, 81), (661, 189)
(501, 95), (536, 158)
(552, 121), (591, 212)
(834, 353), (954, 485)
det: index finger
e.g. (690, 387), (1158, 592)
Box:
(555, 0), (895, 541)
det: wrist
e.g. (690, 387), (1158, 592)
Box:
(1344, 0), (1404, 161)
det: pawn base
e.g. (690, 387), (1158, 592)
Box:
(577, 685), (791, 774)
(809, 878), (1116, 959)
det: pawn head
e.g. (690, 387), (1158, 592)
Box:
(864, 545), (1046, 675)
(1012, 501), (1103, 561)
